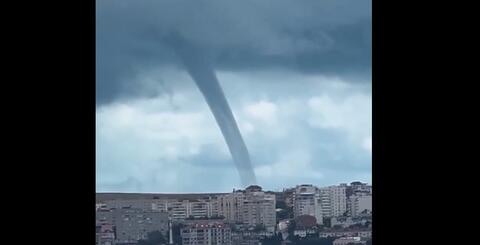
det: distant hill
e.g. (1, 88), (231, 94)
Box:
(97, 190), (285, 202)
(96, 192), (228, 202)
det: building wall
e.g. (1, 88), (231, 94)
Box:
(349, 193), (372, 217)
(318, 186), (347, 217)
(319, 230), (371, 239)
(96, 208), (168, 243)
(293, 185), (323, 224)
(242, 191), (276, 231)
(103, 199), (150, 210)
(181, 222), (232, 245)
(150, 199), (219, 221)
(217, 192), (244, 223)
(217, 187), (276, 232)
(333, 237), (366, 245)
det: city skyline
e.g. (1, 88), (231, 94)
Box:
(96, 0), (372, 193)
(96, 182), (372, 244)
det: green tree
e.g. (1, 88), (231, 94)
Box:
(276, 200), (287, 209)
(323, 217), (331, 227)
(277, 209), (290, 220)
(253, 224), (266, 232)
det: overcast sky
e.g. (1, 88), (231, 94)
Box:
(96, 0), (372, 193)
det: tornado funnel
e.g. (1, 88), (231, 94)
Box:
(166, 32), (257, 187)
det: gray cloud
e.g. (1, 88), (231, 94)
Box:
(96, 1), (372, 192)
(96, 71), (371, 192)
(96, 0), (371, 105)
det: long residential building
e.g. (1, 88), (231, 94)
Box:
(101, 197), (219, 222)
(152, 199), (219, 221)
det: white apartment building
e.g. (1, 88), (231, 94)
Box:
(349, 193), (372, 217)
(217, 185), (276, 232)
(151, 199), (219, 221)
(350, 182), (372, 195)
(318, 185), (347, 217)
(217, 191), (244, 223)
(242, 188), (276, 231)
(293, 185), (323, 224)
(181, 220), (232, 245)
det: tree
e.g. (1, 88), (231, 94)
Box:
(260, 234), (282, 245)
(323, 217), (332, 227)
(276, 200), (287, 209)
(253, 224), (266, 232)
(332, 225), (343, 230)
(294, 237), (335, 245)
(287, 220), (296, 237)
(277, 209), (290, 220)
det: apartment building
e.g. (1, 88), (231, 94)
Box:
(293, 184), (323, 224)
(181, 220), (232, 245)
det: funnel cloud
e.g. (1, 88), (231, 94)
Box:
(166, 33), (257, 186)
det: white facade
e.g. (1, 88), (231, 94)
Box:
(181, 221), (232, 245)
(151, 199), (219, 221)
(293, 185), (323, 224)
(349, 193), (372, 217)
(217, 191), (244, 223)
(319, 230), (371, 239)
(333, 237), (366, 245)
(217, 186), (276, 232)
(318, 186), (347, 217)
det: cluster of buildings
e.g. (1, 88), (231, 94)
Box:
(96, 182), (372, 245)
(288, 182), (372, 226)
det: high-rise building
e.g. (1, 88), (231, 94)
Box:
(181, 220), (232, 245)
(318, 185), (348, 217)
(346, 182), (372, 216)
(293, 184), (323, 224)
(217, 191), (243, 223)
(348, 193), (372, 217)
(283, 188), (295, 208)
(217, 185), (276, 232)
(242, 186), (276, 232)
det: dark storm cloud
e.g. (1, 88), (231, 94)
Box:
(96, 0), (371, 105)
